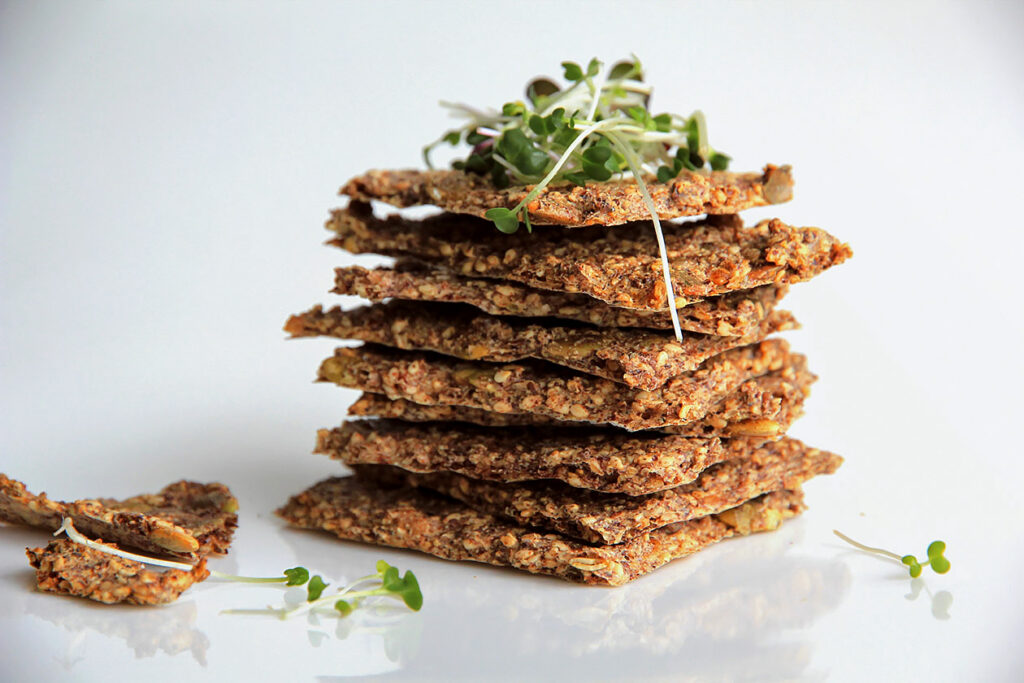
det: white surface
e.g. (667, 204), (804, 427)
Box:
(2, 1), (1022, 681)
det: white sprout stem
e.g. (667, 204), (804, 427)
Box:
(54, 517), (196, 571)
(832, 530), (903, 562)
(585, 70), (608, 123)
(605, 131), (684, 342)
(207, 572), (286, 583)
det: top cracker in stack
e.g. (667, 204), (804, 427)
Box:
(279, 58), (851, 585)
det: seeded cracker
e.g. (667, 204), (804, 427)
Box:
(0, 474), (238, 559)
(332, 263), (788, 335)
(347, 354), (815, 438)
(317, 420), (734, 495)
(289, 301), (796, 390)
(339, 166), (794, 227)
(354, 436), (841, 544)
(327, 203), (851, 310)
(277, 475), (805, 586)
(26, 539), (210, 605)
(318, 339), (792, 431)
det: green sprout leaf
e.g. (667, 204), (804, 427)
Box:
(334, 599), (353, 616)
(283, 566), (310, 586)
(306, 575), (328, 601)
(484, 207), (520, 234)
(928, 541), (951, 574)
(561, 61), (583, 82)
(709, 152), (731, 171)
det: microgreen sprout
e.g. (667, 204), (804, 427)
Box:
(833, 530), (951, 578)
(424, 57), (732, 342)
(266, 559), (422, 620)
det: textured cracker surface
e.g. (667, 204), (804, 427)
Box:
(318, 340), (792, 431)
(277, 475), (805, 586)
(339, 166), (794, 227)
(347, 355), (814, 439)
(0, 474), (238, 559)
(288, 300), (796, 390)
(355, 436), (840, 544)
(327, 204), (851, 310)
(317, 420), (724, 495)
(332, 263), (787, 335)
(27, 539), (209, 605)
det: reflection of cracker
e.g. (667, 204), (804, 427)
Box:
(0, 474), (237, 559)
(318, 340), (791, 431)
(332, 263), (787, 335)
(26, 539), (209, 605)
(288, 301), (796, 390)
(348, 356), (815, 438)
(327, 204), (851, 310)
(277, 475), (805, 586)
(317, 420), (724, 495)
(338, 166), (794, 226)
(355, 437), (840, 544)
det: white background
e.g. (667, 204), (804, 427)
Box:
(2, 1), (1022, 681)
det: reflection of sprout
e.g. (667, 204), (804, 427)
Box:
(905, 578), (954, 620)
(25, 598), (210, 666)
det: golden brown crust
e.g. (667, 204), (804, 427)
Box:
(332, 263), (788, 335)
(338, 166), (794, 227)
(26, 539), (209, 605)
(327, 203), (851, 310)
(0, 474), (238, 559)
(346, 355), (815, 438)
(276, 475), (805, 586)
(354, 436), (840, 544)
(287, 300), (797, 390)
(318, 340), (792, 431)
(317, 420), (724, 495)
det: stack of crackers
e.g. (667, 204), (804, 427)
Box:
(280, 165), (851, 586)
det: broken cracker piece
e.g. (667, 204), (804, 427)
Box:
(26, 538), (209, 605)
(1, 474), (237, 559)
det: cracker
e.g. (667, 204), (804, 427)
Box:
(347, 354), (814, 438)
(317, 339), (792, 431)
(288, 300), (797, 390)
(0, 474), (238, 559)
(338, 166), (794, 226)
(317, 420), (725, 495)
(332, 263), (787, 335)
(26, 539), (209, 605)
(277, 475), (805, 586)
(326, 203), (851, 310)
(354, 436), (840, 544)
